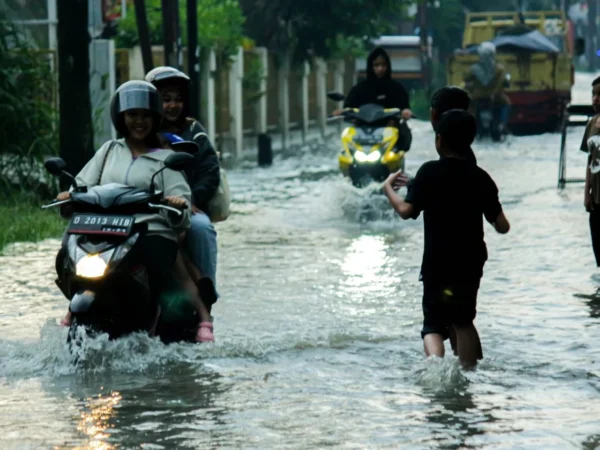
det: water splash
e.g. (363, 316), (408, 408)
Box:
(412, 356), (469, 392)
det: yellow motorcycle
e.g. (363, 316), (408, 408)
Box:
(328, 92), (407, 188)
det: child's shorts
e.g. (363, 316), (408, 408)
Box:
(421, 278), (481, 339)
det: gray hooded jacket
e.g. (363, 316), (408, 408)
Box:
(73, 139), (191, 242)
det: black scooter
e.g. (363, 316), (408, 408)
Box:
(43, 145), (198, 345)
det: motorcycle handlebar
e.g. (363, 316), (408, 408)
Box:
(41, 199), (72, 209)
(148, 202), (185, 217)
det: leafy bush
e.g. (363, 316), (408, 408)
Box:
(0, 15), (58, 198)
(116, 0), (245, 65)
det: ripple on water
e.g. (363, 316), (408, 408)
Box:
(3, 78), (600, 447)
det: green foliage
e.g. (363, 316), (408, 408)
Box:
(242, 54), (265, 103)
(0, 194), (64, 253)
(0, 15), (58, 198)
(240, 0), (409, 65)
(409, 88), (431, 121)
(115, 0), (244, 65)
(328, 35), (369, 60)
(429, 0), (464, 59)
(196, 0), (245, 65)
(116, 0), (163, 49)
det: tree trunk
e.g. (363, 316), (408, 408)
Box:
(57, 0), (94, 189)
(588, 0), (598, 71)
(187, 0), (200, 118)
(161, 0), (179, 68)
(134, 0), (154, 74)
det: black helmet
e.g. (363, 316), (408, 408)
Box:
(145, 66), (191, 120)
(110, 80), (163, 136)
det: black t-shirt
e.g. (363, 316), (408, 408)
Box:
(405, 157), (503, 282)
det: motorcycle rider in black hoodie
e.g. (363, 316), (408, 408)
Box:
(334, 47), (413, 150)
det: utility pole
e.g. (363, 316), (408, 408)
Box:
(187, 0), (200, 118)
(418, 1), (431, 96)
(588, 0), (598, 71)
(174, 0), (183, 70)
(57, 0), (94, 188)
(161, 0), (179, 68)
(134, 0), (154, 74)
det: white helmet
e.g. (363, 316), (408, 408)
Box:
(478, 41), (496, 57)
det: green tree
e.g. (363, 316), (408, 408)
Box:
(116, 0), (244, 65)
(0, 13), (58, 197)
(239, 0), (409, 65)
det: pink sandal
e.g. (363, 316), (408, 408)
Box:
(196, 321), (214, 343)
(60, 311), (72, 327)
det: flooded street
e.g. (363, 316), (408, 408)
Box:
(1, 74), (600, 449)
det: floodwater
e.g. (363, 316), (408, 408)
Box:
(1, 74), (600, 449)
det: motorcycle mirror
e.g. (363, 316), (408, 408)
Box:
(164, 152), (195, 171)
(45, 157), (81, 190)
(44, 157), (67, 176)
(327, 91), (345, 102)
(171, 140), (200, 154)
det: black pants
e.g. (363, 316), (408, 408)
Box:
(590, 208), (600, 267)
(397, 121), (412, 152)
(421, 278), (481, 340)
(132, 234), (178, 303)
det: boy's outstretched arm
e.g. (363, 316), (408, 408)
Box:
(383, 171), (414, 219)
(492, 211), (510, 234)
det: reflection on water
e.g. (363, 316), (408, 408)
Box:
(574, 289), (600, 319)
(342, 235), (387, 282)
(75, 391), (121, 450)
(1, 73), (600, 448)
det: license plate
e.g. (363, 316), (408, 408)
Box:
(481, 111), (493, 121)
(67, 214), (134, 236)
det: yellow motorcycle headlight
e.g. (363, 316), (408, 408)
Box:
(355, 150), (381, 163)
(76, 254), (108, 279)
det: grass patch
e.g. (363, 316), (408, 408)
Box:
(0, 194), (64, 253)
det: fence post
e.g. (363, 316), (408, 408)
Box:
(255, 47), (268, 135)
(278, 54), (291, 150)
(229, 46), (244, 160)
(48, 0), (57, 50)
(205, 49), (217, 145)
(334, 60), (345, 95)
(315, 57), (328, 139)
(128, 46), (145, 80)
(300, 61), (310, 143)
(335, 60), (345, 135)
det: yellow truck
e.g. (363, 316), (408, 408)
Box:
(447, 11), (575, 133)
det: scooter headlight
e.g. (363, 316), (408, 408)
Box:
(354, 150), (381, 163)
(76, 254), (108, 279)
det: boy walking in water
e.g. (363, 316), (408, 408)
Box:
(383, 110), (510, 368)
(581, 77), (600, 267)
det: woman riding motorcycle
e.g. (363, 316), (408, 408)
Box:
(333, 47), (413, 150)
(464, 42), (511, 133)
(145, 66), (221, 341)
(57, 80), (192, 333)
